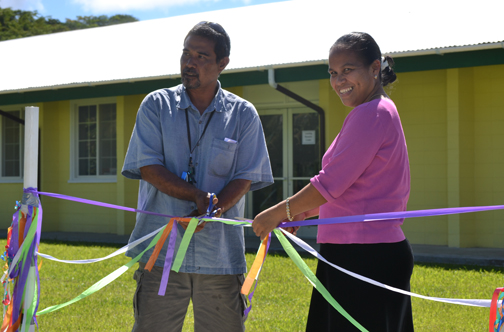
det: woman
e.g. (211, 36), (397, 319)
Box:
(252, 32), (414, 331)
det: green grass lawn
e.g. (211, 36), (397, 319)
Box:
(1, 239), (502, 331)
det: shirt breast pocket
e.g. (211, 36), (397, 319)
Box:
(208, 138), (237, 177)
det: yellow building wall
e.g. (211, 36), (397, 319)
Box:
(393, 70), (449, 245)
(2, 64), (503, 248)
(37, 94), (147, 235)
(118, 94), (148, 235)
(314, 64), (504, 248)
(0, 183), (21, 229)
(473, 64), (504, 247)
(40, 100), (115, 233)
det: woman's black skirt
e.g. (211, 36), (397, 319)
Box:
(306, 239), (414, 332)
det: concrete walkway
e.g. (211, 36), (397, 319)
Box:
(18, 231), (503, 268)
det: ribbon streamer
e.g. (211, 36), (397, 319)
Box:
(3, 194), (43, 332)
(36, 224), (167, 316)
(145, 219), (175, 272)
(158, 224), (178, 296)
(489, 287), (504, 332)
(6, 188), (502, 330)
(241, 234), (271, 317)
(281, 228), (492, 307)
(274, 229), (368, 331)
(36, 225), (166, 264)
(171, 219), (198, 272)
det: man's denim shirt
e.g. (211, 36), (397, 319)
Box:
(122, 82), (273, 274)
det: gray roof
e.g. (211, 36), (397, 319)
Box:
(1, 0), (503, 94)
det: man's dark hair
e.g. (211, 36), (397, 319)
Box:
(185, 21), (231, 62)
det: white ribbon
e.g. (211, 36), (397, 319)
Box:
(281, 229), (492, 308)
(37, 224), (164, 264)
(36, 219), (492, 308)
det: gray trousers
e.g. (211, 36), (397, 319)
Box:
(132, 263), (246, 332)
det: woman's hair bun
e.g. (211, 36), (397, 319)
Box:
(381, 55), (397, 87)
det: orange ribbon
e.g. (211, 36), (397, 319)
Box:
(5, 313), (21, 332)
(18, 211), (26, 247)
(144, 219), (175, 272)
(241, 234), (269, 295)
(143, 217), (193, 272)
(1, 299), (14, 331)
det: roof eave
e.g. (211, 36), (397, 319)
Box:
(388, 41), (504, 57)
(2, 42), (503, 96)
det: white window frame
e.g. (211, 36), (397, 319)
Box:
(0, 105), (26, 183)
(69, 97), (117, 183)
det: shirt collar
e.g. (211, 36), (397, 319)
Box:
(177, 80), (227, 114)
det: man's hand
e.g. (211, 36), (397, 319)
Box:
(179, 194), (221, 233)
(178, 210), (206, 233)
(195, 192), (219, 216)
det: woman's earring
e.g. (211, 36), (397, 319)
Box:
(374, 75), (378, 79)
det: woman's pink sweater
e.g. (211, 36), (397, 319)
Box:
(310, 98), (410, 244)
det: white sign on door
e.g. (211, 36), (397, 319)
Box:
(302, 130), (316, 145)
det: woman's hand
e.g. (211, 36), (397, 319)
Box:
(253, 205), (306, 240)
(252, 207), (284, 241)
(253, 184), (325, 241)
(281, 213), (306, 236)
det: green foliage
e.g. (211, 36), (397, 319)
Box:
(64, 14), (138, 30)
(0, 7), (138, 41)
(0, 7), (68, 41)
(0, 240), (502, 331)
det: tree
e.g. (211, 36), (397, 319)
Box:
(64, 14), (138, 30)
(0, 7), (138, 41)
(0, 7), (68, 41)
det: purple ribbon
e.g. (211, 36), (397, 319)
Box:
(33, 199), (43, 326)
(11, 205), (35, 326)
(25, 188), (504, 230)
(7, 192), (43, 329)
(23, 188), (179, 220)
(158, 224), (178, 296)
(279, 204), (504, 228)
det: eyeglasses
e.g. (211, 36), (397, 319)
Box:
(197, 21), (226, 35)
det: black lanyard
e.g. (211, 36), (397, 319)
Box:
(184, 109), (215, 183)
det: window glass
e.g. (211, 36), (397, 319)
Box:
(1, 110), (23, 178)
(76, 103), (116, 177)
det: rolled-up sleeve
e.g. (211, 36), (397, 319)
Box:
(310, 107), (388, 202)
(121, 94), (166, 179)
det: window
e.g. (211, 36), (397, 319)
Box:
(0, 107), (24, 183)
(71, 99), (116, 182)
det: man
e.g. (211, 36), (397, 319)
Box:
(121, 21), (273, 332)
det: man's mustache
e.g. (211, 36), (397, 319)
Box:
(182, 68), (198, 77)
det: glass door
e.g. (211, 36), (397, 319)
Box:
(245, 107), (321, 238)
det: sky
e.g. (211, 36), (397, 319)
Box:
(0, 0), (285, 21)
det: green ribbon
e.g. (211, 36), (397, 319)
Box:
(200, 218), (250, 227)
(171, 218), (197, 272)
(273, 229), (368, 332)
(36, 217), (366, 331)
(18, 208), (39, 330)
(37, 224), (167, 316)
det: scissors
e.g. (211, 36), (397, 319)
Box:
(197, 193), (217, 226)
